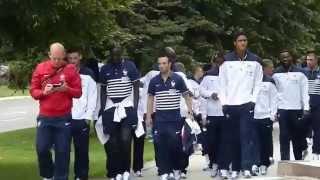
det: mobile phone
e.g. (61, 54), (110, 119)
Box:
(52, 83), (62, 88)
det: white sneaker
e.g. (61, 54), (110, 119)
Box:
(115, 174), (122, 180)
(123, 171), (130, 180)
(243, 170), (252, 178)
(260, 165), (267, 175)
(173, 170), (181, 180)
(43, 178), (52, 180)
(180, 172), (187, 179)
(220, 169), (228, 179)
(168, 173), (175, 180)
(202, 155), (210, 171)
(307, 138), (313, 146)
(269, 157), (275, 165)
(160, 173), (168, 180)
(135, 170), (143, 177)
(302, 149), (309, 160)
(312, 153), (320, 160)
(211, 163), (218, 177)
(231, 171), (238, 179)
(251, 165), (259, 176)
(196, 144), (203, 152)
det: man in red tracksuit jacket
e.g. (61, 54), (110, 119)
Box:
(30, 42), (82, 180)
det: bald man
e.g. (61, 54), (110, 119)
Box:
(30, 42), (82, 180)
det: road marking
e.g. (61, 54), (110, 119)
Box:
(0, 96), (30, 101)
(0, 112), (28, 116)
(0, 117), (26, 122)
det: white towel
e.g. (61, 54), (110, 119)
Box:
(185, 118), (201, 135)
(105, 96), (133, 122)
(95, 116), (110, 144)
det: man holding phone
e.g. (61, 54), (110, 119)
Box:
(30, 42), (82, 180)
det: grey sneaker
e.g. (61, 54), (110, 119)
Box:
(302, 149), (309, 160)
(252, 165), (259, 176)
(135, 170), (143, 177)
(231, 171), (238, 179)
(211, 164), (218, 177)
(260, 165), (267, 175)
(220, 169), (229, 179)
(243, 170), (252, 178)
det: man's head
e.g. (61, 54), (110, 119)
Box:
(164, 47), (177, 63)
(67, 48), (82, 67)
(279, 49), (293, 68)
(306, 51), (318, 70)
(110, 46), (123, 63)
(192, 65), (204, 80)
(49, 42), (66, 68)
(233, 32), (248, 52)
(262, 59), (274, 76)
(175, 62), (186, 73)
(211, 51), (225, 67)
(158, 56), (171, 74)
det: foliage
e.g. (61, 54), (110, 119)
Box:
(1, 0), (320, 88)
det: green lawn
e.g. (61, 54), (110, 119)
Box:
(0, 85), (29, 97)
(0, 128), (154, 180)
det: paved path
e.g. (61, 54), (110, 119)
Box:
(92, 123), (318, 180)
(0, 97), (38, 132)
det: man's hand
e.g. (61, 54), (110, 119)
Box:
(248, 102), (255, 111)
(222, 105), (228, 115)
(43, 84), (54, 95)
(187, 111), (194, 121)
(303, 110), (310, 119)
(201, 118), (207, 127)
(211, 93), (218, 101)
(146, 114), (153, 128)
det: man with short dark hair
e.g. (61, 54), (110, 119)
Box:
(273, 49), (310, 160)
(304, 51), (320, 160)
(146, 54), (193, 180)
(219, 32), (263, 178)
(30, 43), (82, 180)
(67, 49), (97, 180)
(253, 59), (277, 175)
(199, 54), (225, 178)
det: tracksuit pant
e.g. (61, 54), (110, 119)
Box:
(194, 114), (209, 157)
(253, 118), (273, 167)
(102, 106), (137, 178)
(278, 109), (308, 160)
(153, 121), (184, 175)
(104, 118), (133, 178)
(222, 102), (256, 171)
(206, 116), (224, 169)
(71, 120), (90, 180)
(180, 117), (192, 174)
(36, 114), (72, 180)
(132, 121), (146, 172)
(310, 106), (320, 154)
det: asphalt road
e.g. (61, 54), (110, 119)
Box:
(0, 97), (38, 133)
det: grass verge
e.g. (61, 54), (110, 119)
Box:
(0, 128), (154, 180)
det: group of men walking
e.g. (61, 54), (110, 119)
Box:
(30, 31), (320, 180)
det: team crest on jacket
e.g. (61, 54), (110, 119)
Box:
(171, 80), (176, 88)
(123, 69), (128, 76)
